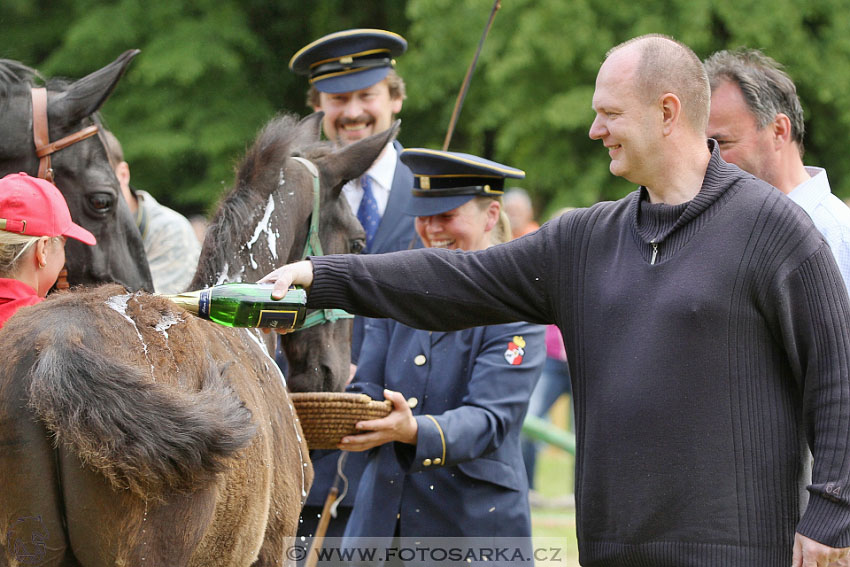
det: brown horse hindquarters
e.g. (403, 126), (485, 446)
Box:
(189, 324), (312, 565)
(0, 286), (311, 566)
(0, 351), (72, 566)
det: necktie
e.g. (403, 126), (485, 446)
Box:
(357, 175), (380, 251)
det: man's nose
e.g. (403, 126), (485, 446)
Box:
(589, 116), (605, 140)
(342, 98), (363, 118)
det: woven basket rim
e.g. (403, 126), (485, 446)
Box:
(291, 391), (393, 449)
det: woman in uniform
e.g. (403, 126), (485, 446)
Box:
(338, 149), (545, 553)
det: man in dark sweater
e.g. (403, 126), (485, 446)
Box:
(263, 35), (850, 566)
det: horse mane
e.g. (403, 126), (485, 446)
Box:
(193, 113), (320, 287)
(0, 59), (92, 115)
(0, 59), (41, 109)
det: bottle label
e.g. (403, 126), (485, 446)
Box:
(257, 309), (299, 329)
(198, 289), (211, 318)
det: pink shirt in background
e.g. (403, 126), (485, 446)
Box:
(545, 324), (567, 361)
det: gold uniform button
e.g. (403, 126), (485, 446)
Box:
(414, 354), (427, 366)
(407, 397), (419, 409)
(433, 458), (442, 465)
(422, 459), (432, 467)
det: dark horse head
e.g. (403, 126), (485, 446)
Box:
(191, 112), (398, 392)
(0, 51), (153, 291)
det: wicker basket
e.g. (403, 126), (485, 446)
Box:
(290, 392), (393, 450)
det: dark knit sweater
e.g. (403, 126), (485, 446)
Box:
(308, 145), (850, 566)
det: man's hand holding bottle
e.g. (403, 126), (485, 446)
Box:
(259, 260), (315, 334)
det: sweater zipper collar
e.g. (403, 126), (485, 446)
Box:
(650, 240), (659, 265)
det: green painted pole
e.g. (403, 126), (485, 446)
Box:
(522, 415), (576, 455)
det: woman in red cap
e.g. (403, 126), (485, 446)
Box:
(0, 172), (96, 328)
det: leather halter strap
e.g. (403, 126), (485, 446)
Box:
(289, 156), (353, 330)
(31, 87), (99, 184)
(30, 87), (99, 290)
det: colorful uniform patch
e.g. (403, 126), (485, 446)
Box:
(504, 335), (526, 365)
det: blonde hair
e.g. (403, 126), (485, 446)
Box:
(0, 231), (40, 277)
(474, 196), (511, 245)
(0, 232), (64, 277)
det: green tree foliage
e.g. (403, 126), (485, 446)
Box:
(399, 0), (850, 219)
(1, 1), (408, 215)
(5, 1), (850, 220)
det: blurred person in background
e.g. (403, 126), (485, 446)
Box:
(504, 187), (539, 239)
(705, 48), (850, 292)
(101, 130), (200, 294)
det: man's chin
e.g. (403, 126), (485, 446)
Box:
(341, 131), (371, 144)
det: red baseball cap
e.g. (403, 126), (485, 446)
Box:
(0, 173), (96, 245)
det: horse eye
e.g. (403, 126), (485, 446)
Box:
(349, 238), (366, 254)
(87, 192), (114, 214)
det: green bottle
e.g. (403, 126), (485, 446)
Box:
(163, 283), (307, 330)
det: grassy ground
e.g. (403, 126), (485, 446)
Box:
(530, 397), (580, 566)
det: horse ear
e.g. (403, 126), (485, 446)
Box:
(296, 111), (324, 143)
(51, 49), (140, 123)
(316, 120), (401, 197)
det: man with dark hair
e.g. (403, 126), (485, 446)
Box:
(266, 34), (850, 566)
(288, 28), (419, 547)
(705, 48), (850, 291)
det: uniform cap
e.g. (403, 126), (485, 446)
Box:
(0, 173), (96, 245)
(400, 149), (525, 216)
(289, 29), (407, 94)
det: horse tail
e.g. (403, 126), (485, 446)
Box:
(27, 325), (257, 499)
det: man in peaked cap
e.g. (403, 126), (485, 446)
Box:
(289, 28), (420, 549)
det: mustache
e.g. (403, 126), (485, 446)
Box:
(336, 115), (373, 127)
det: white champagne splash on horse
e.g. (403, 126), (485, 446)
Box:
(245, 194), (280, 269)
(105, 292), (154, 378)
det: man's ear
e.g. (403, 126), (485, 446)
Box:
(660, 93), (682, 136)
(772, 113), (793, 149)
(115, 161), (131, 187)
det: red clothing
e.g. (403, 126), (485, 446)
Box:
(0, 278), (42, 329)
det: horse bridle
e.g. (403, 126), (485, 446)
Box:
(30, 87), (100, 290)
(290, 156), (353, 330)
(31, 88), (100, 184)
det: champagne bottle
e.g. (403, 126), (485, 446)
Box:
(163, 283), (307, 330)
